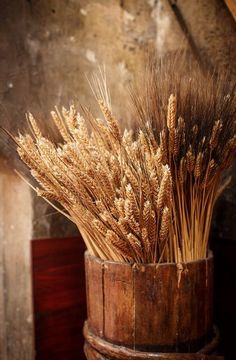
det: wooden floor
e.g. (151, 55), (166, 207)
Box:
(31, 236), (236, 360)
(32, 237), (87, 360)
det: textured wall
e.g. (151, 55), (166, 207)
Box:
(0, 0), (235, 240)
(0, 0), (159, 238)
(0, 1), (235, 359)
(0, 166), (34, 360)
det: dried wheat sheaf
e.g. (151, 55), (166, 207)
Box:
(15, 59), (236, 263)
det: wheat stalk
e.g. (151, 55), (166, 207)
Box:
(16, 57), (236, 263)
(132, 55), (236, 262)
(16, 99), (174, 263)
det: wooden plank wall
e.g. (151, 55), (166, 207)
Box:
(31, 237), (87, 360)
(0, 171), (34, 360)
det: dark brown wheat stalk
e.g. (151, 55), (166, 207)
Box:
(132, 55), (236, 262)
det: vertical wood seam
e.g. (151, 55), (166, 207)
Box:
(102, 262), (105, 337)
(85, 256), (90, 324)
(176, 264), (180, 352)
(132, 263), (136, 351)
(205, 257), (209, 344)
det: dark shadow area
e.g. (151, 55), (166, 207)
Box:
(212, 238), (236, 360)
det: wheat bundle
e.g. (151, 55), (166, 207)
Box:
(16, 103), (174, 263)
(15, 58), (236, 263)
(132, 56), (236, 262)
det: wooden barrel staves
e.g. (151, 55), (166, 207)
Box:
(83, 251), (222, 359)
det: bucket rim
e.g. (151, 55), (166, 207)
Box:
(84, 250), (213, 268)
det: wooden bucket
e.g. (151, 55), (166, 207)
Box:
(83, 251), (221, 359)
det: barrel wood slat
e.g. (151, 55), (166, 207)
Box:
(84, 252), (222, 359)
(205, 259), (214, 341)
(133, 264), (178, 352)
(177, 260), (212, 352)
(103, 261), (134, 346)
(85, 254), (104, 338)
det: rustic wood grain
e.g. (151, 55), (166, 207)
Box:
(103, 260), (134, 346)
(85, 253), (104, 338)
(133, 263), (178, 351)
(32, 236), (86, 360)
(186, 260), (207, 350)
(175, 263), (192, 351)
(205, 256), (214, 346)
(84, 322), (223, 360)
(177, 257), (214, 352)
(85, 253), (216, 357)
(0, 172), (34, 360)
(84, 341), (107, 360)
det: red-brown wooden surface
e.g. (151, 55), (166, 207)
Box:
(85, 253), (104, 338)
(104, 261), (134, 346)
(31, 237), (236, 359)
(31, 237), (87, 360)
(84, 252), (215, 356)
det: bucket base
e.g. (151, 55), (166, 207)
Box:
(83, 322), (223, 360)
